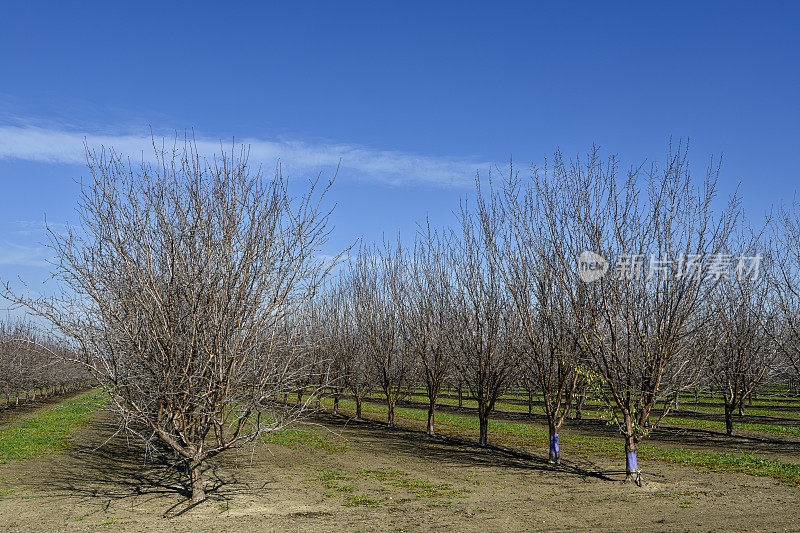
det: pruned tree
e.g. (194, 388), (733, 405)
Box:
(392, 224), (452, 436)
(326, 274), (370, 417)
(533, 143), (735, 484)
(498, 166), (582, 464)
(3, 137), (334, 502)
(707, 228), (776, 435)
(772, 200), (800, 394)
(351, 243), (414, 427)
(448, 180), (517, 446)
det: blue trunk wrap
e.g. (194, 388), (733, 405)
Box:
(549, 434), (559, 455)
(626, 450), (638, 471)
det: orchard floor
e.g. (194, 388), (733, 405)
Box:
(0, 409), (798, 532)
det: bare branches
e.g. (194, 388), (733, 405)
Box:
(526, 143), (738, 484)
(447, 175), (518, 446)
(2, 136), (334, 501)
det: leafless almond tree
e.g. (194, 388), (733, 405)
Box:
(325, 274), (371, 418)
(706, 226), (776, 434)
(351, 244), (414, 427)
(3, 137), (334, 502)
(392, 224), (453, 436)
(772, 200), (800, 392)
(532, 143), (735, 484)
(448, 180), (518, 446)
(498, 166), (582, 464)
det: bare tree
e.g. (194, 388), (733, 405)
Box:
(392, 225), (452, 436)
(448, 181), (517, 446)
(351, 244), (414, 427)
(706, 226), (776, 435)
(772, 200), (800, 393)
(3, 138), (334, 502)
(707, 272), (776, 435)
(499, 167), (582, 464)
(533, 143), (735, 484)
(325, 275), (370, 418)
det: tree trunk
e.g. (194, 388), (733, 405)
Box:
(297, 389), (303, 405)
(426, 399), (436, 436)
(575, 388), (586, 420)
(527, 389), (533, 415)
(725, 401), (734, 435)
(623, 412), (641, 486)
(478, 403), (489, 446)
(458, 382), (463, 408)
(189, 461), (205, 502)
(548, 421), (559, 464)
(333, 395), (340, 415)
(355, 395), (362, 419)
(387, 399), (395, 427)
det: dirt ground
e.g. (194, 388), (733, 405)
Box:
(0, 408), (798, 532)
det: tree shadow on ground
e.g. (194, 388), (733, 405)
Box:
(383, 397), (800, 457)
(45, 420), (272, 513)
(311, 411), (617, 483)
(47, 407), (622, 517)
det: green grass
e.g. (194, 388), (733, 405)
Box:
(0, 390), (102, 463)
(659, 416), (800, 438)
(313, 466), (467, 509)
(263, 427), (348, 453)
(639, 446), (800, 486)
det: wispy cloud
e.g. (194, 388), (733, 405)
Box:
(0, 221), (65, 269)
(11, 220), (67, 238)
(0, 124), (490, 187)
(0, 241), (51, 269)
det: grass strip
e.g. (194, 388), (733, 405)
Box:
(0, 390), (102, 463)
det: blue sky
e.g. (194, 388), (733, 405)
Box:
(1, 2), (799, 302)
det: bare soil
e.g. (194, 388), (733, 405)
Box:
(0, 406), (798, 532)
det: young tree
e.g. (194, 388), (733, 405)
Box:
(325, 275), (370, 418)
(392, 226), (452, 436)
(499, 168), (582, 464)
(351, 244), (414, 427)
(772, 201), (800, 395)
(3, 138), (334, 502)
(707, 233), (776, 435)
(448, 182), (517, 446)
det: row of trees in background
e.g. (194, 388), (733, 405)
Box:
(3, 138), (799, 500)
(312, 143), (800, 486)
(0, 319), (90, 405)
